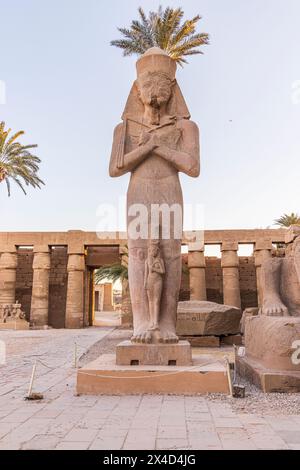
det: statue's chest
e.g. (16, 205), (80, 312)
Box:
(126, 122), (182, 151)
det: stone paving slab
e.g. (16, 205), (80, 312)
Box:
(0, 327), (299, 450)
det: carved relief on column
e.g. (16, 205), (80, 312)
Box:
(254, 240), (273, 307)
(65, 245), (85, 329)
(0, 245), (18, 305)
(188, 243), (207, 301)
(221, 241), (241, 309)
(30, 245), (51, 327)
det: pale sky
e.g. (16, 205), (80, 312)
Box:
(1, 0), (299, 233)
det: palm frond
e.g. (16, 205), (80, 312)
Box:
(0, 121), (44, 197)
(110, 6), (209, 65)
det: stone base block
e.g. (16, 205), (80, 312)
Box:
(221, 334), (243, 346)
(179, 336), (220, 347)
(177, 301), (241, 336)
(236, 355), (300, 393)
(0, 320), (30, 330)
(116, 340), (192, 366)
(76, 353), (229, 395)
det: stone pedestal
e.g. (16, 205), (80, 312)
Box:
(76, 352), (229, 395)
(236, 316), (300, 392)
(0, 319), (29, 330)
(116, 340), (192, 366)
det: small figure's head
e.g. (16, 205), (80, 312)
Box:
(149, 240), (160, 258)
(137, 71), (174, 108)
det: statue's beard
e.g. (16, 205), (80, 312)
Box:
(149, 101), (160, 125)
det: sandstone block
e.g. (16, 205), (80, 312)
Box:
(177, 301), (242, 336)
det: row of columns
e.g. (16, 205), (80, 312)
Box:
(0, 240), (274, 327)
(188, 240), (273, 309)
(0, 244), (86, 328)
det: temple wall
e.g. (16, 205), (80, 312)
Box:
(0, 229), (286, 328)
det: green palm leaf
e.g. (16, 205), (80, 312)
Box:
(274, 213), (300, 227)
(110, 6), (209, 66)
(0, 121), (45, 197)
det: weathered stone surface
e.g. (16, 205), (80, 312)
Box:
(244, 316), (300, 371)
(77, 353), (230, 395)
(240, 307), (259, 334)
(179, 335), (220, 347)
(116, 340), (192, 366)
(220, 334), (243, 346)
(177, 301), (242, 336)
(236, 354), (300, 393)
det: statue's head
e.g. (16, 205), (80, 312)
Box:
(121, 47), (190, 122)
(136, 48), (176, 109)
(149, 239), (160, 257)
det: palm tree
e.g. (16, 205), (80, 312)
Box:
(0, 121), (44, 196)
(94, 263), (128, 285)
(111, 6), (209, 66)
(274, 213), (300, 227)
(95, 259), (188, 284)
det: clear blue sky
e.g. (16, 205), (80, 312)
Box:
(1, 0), (299, 232)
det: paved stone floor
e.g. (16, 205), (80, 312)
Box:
(0, 327), (300, 450)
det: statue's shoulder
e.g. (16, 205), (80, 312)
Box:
(177, 118), (199, 133)
(113, 122), (124, 134)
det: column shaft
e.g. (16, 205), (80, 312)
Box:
(188, 250), (207, 301)
(254, 241), (272, 307)
(65, 253), (85, 328)
(30, 247), (51, 327)
(221, 242), (241, 309)
(0, 246), (17, 305)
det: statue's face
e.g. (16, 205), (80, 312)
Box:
(150, 245), (159, 257)
(138, 72), (172, 108)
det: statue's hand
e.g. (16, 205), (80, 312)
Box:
(138, 131), (160, 152)
(138, 130), (151, 146)
(260, 299), (289, 316)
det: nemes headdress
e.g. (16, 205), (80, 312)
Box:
(122, 47), (190, 121)
(117, 48), (190, 169)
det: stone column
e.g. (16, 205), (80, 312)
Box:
(0, 245), (17, 305)
(188, 244), (207, 301)
(120, 244), (133, 326)
(65, 245), (85, 329)
(254, 240), (273, 307)
(221, 241), (241, 309)
(30, 245), (51, 327)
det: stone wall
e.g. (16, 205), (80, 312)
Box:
(48, 247), (68, 328)
(15, 249), (34, 322)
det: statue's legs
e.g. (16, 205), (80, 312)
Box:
(147, 274), (163, 329)
(158, 239), (181, 342)
(127, 172), (183, 343)
(260, 258), (289, 316)
(128, 240), (151, 342)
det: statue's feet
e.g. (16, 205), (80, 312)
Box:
(159, 331), (179, 344)
(260, 299), (289, 316)
(131, 330), (152, 343)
